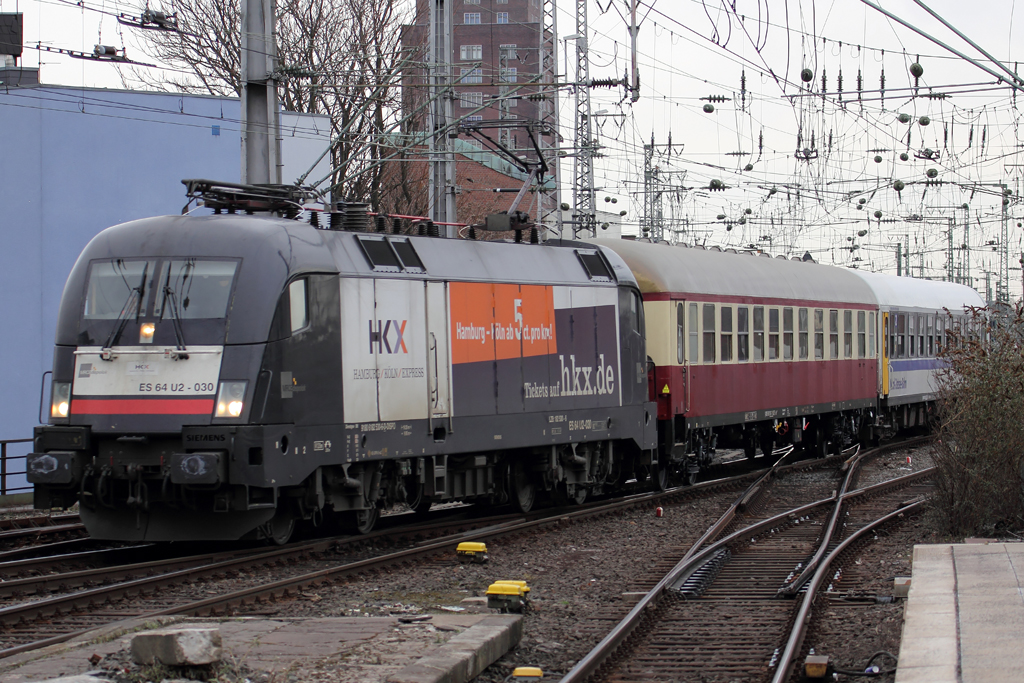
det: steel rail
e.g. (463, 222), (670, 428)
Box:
(770, 498), (928, 683)
(557, 439), (933, 683)
(0, 453), (846, 661)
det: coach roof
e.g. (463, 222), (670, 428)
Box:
(849, 269), (985, 311)
(594, 239), (876, 305)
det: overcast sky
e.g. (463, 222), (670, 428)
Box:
(8, 0), (1024, 291)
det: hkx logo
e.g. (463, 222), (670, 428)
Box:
(368, 320), (409, 354)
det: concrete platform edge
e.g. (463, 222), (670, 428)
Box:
(386, 614), (524, 683)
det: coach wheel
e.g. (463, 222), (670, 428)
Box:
(760, 432), (775, 460)
(510, 460), (536, 513)
(684, 465), (698, 487)
(568, 484), (588, 505)
(265, 512), (296, 546)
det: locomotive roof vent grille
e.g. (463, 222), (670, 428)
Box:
(575, 249), (615, 282)
(356, 235), (425, 274)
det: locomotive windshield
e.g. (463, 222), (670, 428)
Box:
(83, 258), (238, 321)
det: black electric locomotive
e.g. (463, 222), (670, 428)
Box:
(27, 182), (658, 543)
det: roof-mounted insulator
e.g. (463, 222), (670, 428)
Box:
(309, 210), (320, 228)
(530, 227), (540, 244)
(417, 222), (427, 236)
(393, 217), (404, 235)
(375, 214), (387, 233)
(427, 220), (439, 237)
(329, 209), (341, 230)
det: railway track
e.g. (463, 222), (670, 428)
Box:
(558, 438), (932, 683)
(0, 449), (843, 661)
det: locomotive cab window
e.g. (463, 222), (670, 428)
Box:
(577, 250), (613, 281)
(288, 280), (308, 333)
(84, 259), (157, 320)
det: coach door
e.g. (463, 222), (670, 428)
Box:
(881, 311), (890, 397)
(425, 281), (451, 426)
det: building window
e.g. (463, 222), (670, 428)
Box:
(499, 67), (517, 83)
(499, 43), (517, 59)
(464, 12), (481, 24)
(465, 115), (483, 122)
(499, 86), (519, 107)
(737, 307), (749, 362)
(496, 12), (509, 23)
(497, 0), (508, 3)
(465, 0), (480, 4)
(460, 91), (483, 108)
(460, 44), (482, 60)
(459, 67), (483, 84)
(703, 304), (716, 363)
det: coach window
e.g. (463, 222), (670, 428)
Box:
(720, 306), (733, 362)
(908, 315), (916, 357)
(896, 314), (906, 358)
(918, 315), (925, 356)
(289, 279), (308, 333)
(752, 306), (765, 361)
(829, 310), (839, 359)
(677, 303), (684, 364)
(783, 308), (794, 360)
(857, 311), (866, 358)
(703, 304), (716, 363)
(689, 303), (699, 363)
(767, 309), (780, 360)
(799, 308), (809, 359)
(869, 312), (876, 357)
(927, 315), (934, 356)
(737, 307), (750, 361)
(814, 309), (824, 359)
(843, 310), (853, 358)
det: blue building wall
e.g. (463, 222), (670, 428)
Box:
(0, 85), (330, 491)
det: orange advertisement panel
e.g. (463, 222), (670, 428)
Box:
(450, 282), (556, 364)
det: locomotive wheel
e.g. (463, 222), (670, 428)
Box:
(510, 460), (536, 513)
(266, 513), (296, 546)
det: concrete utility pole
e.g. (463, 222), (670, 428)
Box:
(427, 0), (457, 237)
(240, 0), (282, 184)
(571, 0), (596, 238)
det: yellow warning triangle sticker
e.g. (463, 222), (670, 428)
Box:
(662, 384), (671, 394)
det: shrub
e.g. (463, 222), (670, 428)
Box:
(933, 303), (1024, 536)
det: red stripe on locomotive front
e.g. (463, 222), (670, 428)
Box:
(71, 399), (215, 415)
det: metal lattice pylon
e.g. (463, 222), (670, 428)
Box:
(572, 0), (596, 239)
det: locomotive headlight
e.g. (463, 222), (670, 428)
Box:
(50, 382), (71, 419)
(139, 322), (156, 344)
(214, 381), (248, 418)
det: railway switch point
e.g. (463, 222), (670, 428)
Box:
(804, 654), (830, 678)
(512, 666), (545, 679)
(456, 542), (489, 564)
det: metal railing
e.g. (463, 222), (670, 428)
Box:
(1, 438), (32, 496)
